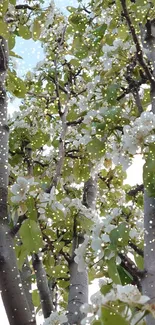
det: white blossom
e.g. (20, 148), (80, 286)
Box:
(43, 311), (68, 325)
(116, 285), (149, 305)
(74, 235), (89, 272)
(80, 303), (93, 314)
(90, 290), (103, 305)
(129, 228), (138, 239)
(91, 238), (102, 251)
(101, 233), (110, 243)
(11, 177), (36, 203)
(49, 186), (56, 205)
(98, 277), (112, 288)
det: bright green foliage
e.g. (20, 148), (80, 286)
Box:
(19, 219), (44, 254)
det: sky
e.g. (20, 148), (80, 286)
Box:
(2, 0), (144, 324)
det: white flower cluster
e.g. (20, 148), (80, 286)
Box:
(83, 109), (103, 126)
(11, 177), (37, 203)
(122, 111), (155, 154)
(43, 311), (68, 325)
(90, 210), (121, 257)
(40, 0), (55, 37)
(100, 36), (136, 71)
(91, 157), (107, 178)
(106, 135), (131, 171)
(69, 198), (97, 221)
(128, 206), (144, 240)
(74, 235), (89, 272)
(37, 186), (66, 221)
(37, 191), (50, 221)
(80, 284), (149, 325)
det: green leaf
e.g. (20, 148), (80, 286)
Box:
(10, 51), (23, 59)
(87, 137), (105, 158)
(73, 158), (90, 182)
(118, 222), (129, 246)
(93, 24), (107, 38)
(69, 58), (80, 67)
(18, 25), (31, 40)
(107, 257), (121, 284)
(100, 284), (113, 295)
(0, 20), (9, 38)
(0, 0), (8, 15)
(117, 265), (133, 285)
(134, 253), (144, 271)
(8, 35), (15, 50)
(67, 6), (77, 13)
(110, 223), (129, 248)
(109, 228), (119, 248)
(69, 13), (87, 32)
(106, 84), (120, 104)
(7, 71), (27, 98)
(14, 77), (27, 98)
(19, 220), (43, 254)
(32, 289), (41, 307)
(15, 244), (28, 270)
(96, 122), (106, 134)
(32, 19), (41, 41)
(101, 107), (121, 125)
(42, 228), (57, 240)
(117, 25), (128, 40)
(101, 306), (129, 325)
(72, 36), (89, 59)
(31, 131), (50, 150)
(26, 197), (37, 221)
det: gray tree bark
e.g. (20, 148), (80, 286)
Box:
(20, 259), (35, 318)
(67, 178), (97, 324)
(140, 20), (155, 325)
(32, 253), (53, 319)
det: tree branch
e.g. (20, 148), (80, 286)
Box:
(32, 254), (53, 318)
(120, 0), (155, 85)
(10, 215), (27, 237)
(127, 184), (144, 196)
(67, 117), (84, 126)
(128, 241), (144, 257)
(15, 4), (36, 10)
(119, 252), (145, 291)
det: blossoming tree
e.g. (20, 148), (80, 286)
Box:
(1, 0), (155, 324)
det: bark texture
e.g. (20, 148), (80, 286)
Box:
(140, 20), (155, 325)
(142, 192), (155, 325)
(67, 258), (88, 325)
(32, 253), (53, 318)
(20, 259), (35, 317)
(67, 177), (97, 324)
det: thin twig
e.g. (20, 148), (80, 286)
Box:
(67, 117), (84, 126)
(15, 4), (36, 10)
(128, 241), (144, 257)
(127, 184), (144, 196)
(120, 0), (155, 85)
(119, 252), (146, 291)
(10, 215), (27, 237)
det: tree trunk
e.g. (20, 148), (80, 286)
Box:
(67, 258), (88, 325)
(67, 178), (97, 324)
(142, 192), (155, 325)
(0, 36), (36, 325)
(140, 21), (155, 325)
(32, 253), (53, 319)
(20, 259), (35, 318)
